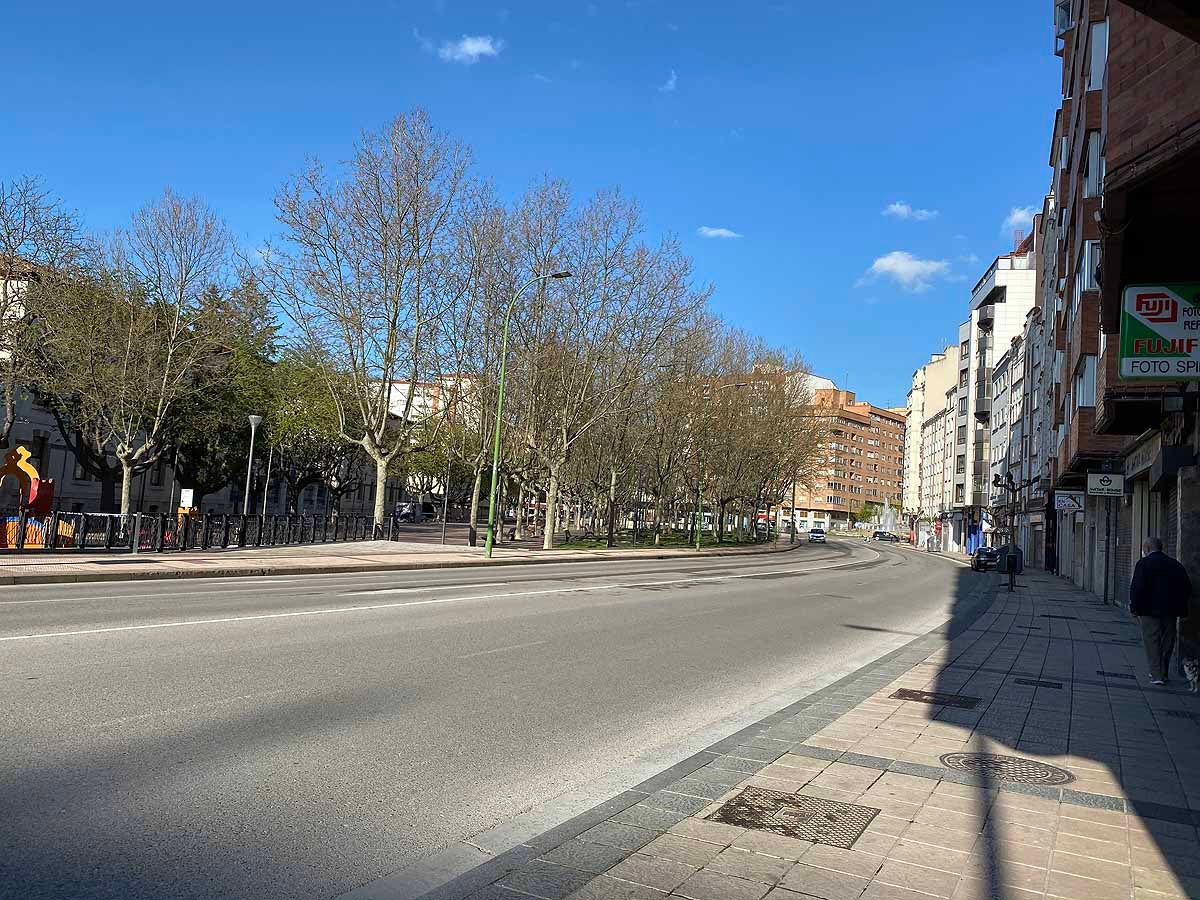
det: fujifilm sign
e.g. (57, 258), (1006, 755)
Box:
(1120, 284), (1200, 378)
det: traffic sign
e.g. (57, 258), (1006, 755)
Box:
(1055, 491), (1085, 512)
(1087, 473), (1125, 497)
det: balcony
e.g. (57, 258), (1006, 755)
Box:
(974, 396), (991, 423)
(977, 304), (995, 332)
(1054, 0), (1072, 56)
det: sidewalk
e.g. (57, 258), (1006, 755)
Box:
(0, 537), (802, 585)
(390, 570), (1200, 900)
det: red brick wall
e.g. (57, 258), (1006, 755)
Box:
(1107, 4), (1200, 176)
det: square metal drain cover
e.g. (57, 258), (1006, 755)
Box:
(889, 688), (980, 710)
(708, 787), (879, 849)
(1014, 678), (1063, 689)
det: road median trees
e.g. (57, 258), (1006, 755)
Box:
(263, 109), (472, 529)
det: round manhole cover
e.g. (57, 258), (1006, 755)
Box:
(939, 752), (1075, 786)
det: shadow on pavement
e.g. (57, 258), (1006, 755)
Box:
(933, 565), (1199, 899)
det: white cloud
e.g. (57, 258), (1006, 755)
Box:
(697, 226), (742, 239)
(658, 69), (677, 92)
(438, 35), (504, 64)
(533, 71), (551, 82)
(859, 251), (950, 292)
(413, 27), (434, 53)
(1002, 206), (1036, 233)
(882, 200), (939, 221)
(958, 253), (981, 266)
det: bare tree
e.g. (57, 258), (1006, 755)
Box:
(31, 190), (234, 514)
(0, 176), (84, 447)
(263, 110), (473, 527)
(509, 185), (708, 548)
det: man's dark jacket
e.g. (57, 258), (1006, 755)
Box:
(1130, 551), (1192, 617)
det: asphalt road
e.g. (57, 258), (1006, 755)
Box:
(0, 539), (972, 900)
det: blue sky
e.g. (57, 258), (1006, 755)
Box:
(7, 1), (1060, 406)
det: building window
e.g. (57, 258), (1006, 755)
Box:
(954, 485), (965, 504)
(959, 371), (968, 389)
(957, 425), (967, 445)
(1088, 20), (1108, 91)
(1083, 240), (1100, 291)
(29, 431), (49, 473)
(1083, 131), (1102, 197)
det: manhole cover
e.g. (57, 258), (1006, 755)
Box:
(939, 753), (1075, 785)
(707, 788), (880, 849)
(889, 688), (980, 710)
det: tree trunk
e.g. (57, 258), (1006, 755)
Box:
(718, 501), (728, 543)
(119, 459), (134, 516)
(515, 483), (526, 540)
(372, 456), (388, 529)
(542, 469), (560, 550)
(654, 494), (664, 545)
(467, 467), (482, 546)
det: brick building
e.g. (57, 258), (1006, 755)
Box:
(999, 3), (1200, 601)
(792, 389), (904, 531)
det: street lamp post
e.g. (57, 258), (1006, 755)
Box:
(484, 270), (572, 558)
(697, 381), (750, 550)
(243, 415), (263, 516)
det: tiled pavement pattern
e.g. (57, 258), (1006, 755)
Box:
(408, 570), (1200, 900)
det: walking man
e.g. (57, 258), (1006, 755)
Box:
(1130, 536), (1192, 685)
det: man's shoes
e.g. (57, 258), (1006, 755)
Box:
(1151, 678), (1166, 685)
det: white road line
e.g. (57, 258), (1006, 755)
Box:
(347, 581), (511, 596)
(457, 640), (548, 659)
(0, 549), (880, 643)
(86, 689), (289, 728)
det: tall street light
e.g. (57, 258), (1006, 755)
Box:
(484, 270), (572, 558)
(243, 414), (263, 516)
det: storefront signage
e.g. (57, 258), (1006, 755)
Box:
(1087, 472), (1125, 497)
(1054, 491), (1084, 512)
(1125, 434), (1161, 477)
(1120, 284), (1200, 378)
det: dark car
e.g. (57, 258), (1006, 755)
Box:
(871, 531), (900, 542)
(972, 546), (1000, 571)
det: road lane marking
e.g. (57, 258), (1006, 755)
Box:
(457, 640), (548, 659)
(86, 689), (289, 728)
(348, 581), (511, 596)
(0, 549), (880, 642)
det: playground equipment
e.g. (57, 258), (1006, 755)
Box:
(0, 445), (72, 549)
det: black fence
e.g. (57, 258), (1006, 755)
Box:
(0, 511), (392, 553)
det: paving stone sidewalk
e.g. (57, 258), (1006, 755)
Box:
(390, 569), (1200, 900)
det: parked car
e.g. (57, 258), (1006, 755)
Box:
(808, 527), (827, 543)
(971, 546), (1000, 571)
(871, 531), (900, 542)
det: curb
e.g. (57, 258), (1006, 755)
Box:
(0, 541), (807, 586)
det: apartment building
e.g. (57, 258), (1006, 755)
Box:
(941, 241), (1039, 553)
(903, 345), (960, 537)
(1016, 1), (1200, 602)
(793, 388), (905, 531)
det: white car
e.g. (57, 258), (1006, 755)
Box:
(808, 528), (827, 543)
